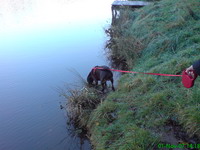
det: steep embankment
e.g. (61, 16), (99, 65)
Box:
(87, 0), (200, 149)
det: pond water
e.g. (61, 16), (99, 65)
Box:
(0, 0), (113, 149)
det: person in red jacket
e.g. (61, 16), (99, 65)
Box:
(186, 60), (200, 76)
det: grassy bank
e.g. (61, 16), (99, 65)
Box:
(90, 0), (200, 149)
(66, 0), (200, 149)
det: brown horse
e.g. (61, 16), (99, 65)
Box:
(87, 66), (115, 92)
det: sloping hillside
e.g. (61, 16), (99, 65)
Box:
(88, 0), (200, 149)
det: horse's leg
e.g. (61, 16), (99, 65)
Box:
(95, 79), (98, 87)
(104, 82), (107, 88)
(101, 80), (106, 92)
(110, 78), (115, 91)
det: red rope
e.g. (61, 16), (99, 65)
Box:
(93, 67), (182, 77)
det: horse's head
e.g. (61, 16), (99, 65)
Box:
(87, 72), (93, 85)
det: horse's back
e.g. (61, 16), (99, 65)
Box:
(95, 65), (110, 71)
(100, 65), (110, 70)
(97, 66), (113, 80)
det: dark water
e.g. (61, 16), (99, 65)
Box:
(0, 0), (113, 149)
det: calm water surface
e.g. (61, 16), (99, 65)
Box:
(0, 0), (113, 149)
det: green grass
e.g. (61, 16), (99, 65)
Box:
(87, 0), (200, 149)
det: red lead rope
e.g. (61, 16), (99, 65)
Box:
(93, 67), (182, 77)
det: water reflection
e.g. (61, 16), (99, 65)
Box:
(0, 0), (113, 149)
(0, 0), (112, 33)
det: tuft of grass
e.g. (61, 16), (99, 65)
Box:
(60, 69), (106, 131)
(63, 86), (103, 128)
(177, 105), (200, 137)
(105, 8), (144, 69)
